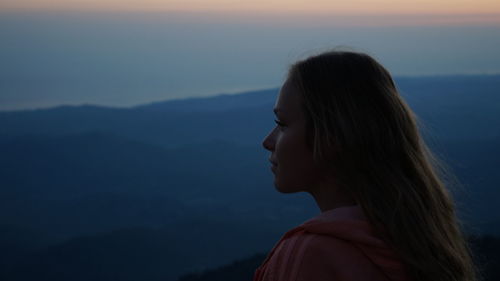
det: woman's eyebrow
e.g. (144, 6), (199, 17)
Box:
(273, 108), (281, 115)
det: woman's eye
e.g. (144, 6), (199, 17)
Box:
(274, 119), (285, 128)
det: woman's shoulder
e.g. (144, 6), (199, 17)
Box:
(255, 205), (409, 281)
(279, 231), (357, 259)
(266, 231), (391, 281)
(297, 232), (390, 279)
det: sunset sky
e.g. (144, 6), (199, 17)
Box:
(2, 0), (500, 15)
(0, 1), (499, 111)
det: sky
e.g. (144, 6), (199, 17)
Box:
(0, 1), (499, 111)
(2, 0), (500, 14)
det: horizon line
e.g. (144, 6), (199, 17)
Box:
(1, 73), (499, 113)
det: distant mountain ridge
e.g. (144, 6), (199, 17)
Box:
(133, 88), (278, 113)
(1, 75), (499, 149)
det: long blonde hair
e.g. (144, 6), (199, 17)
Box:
(288, 49), (481, 281)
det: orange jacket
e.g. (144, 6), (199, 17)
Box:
(253, 205), (410, 281)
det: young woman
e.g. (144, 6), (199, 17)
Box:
(256, 50), (479, 281)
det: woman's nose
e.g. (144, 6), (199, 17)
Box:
(262, 130), (275, 151)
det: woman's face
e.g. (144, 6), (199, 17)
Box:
(262, 78), (325, 193)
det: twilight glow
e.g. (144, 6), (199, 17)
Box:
(2, 0), (500, 15)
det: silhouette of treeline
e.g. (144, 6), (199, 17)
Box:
(0, 75), (499, 280)
(178, 254), (267, 281)
(177, 235), (500, 281)
(1, 232), (499, 281)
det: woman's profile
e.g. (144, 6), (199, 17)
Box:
(256, 49), (479, 281)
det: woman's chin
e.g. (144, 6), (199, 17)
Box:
(274, 181), (301, 194)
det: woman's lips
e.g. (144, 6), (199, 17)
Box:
(268, 158), (278, 166)
(269, 158), (277, 172)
